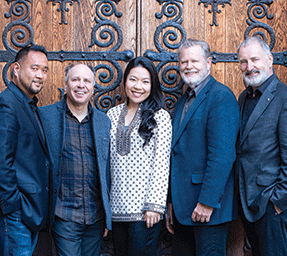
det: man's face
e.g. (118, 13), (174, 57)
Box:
(238, 42), (273, 88)
(13, 51), (49, 98)
(65, 64), (95, 108)
(179, 45), (211, 89)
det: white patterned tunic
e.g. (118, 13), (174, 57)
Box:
(107, 103), (172, 222)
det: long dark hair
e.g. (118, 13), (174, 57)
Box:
(123, 56), (164, 146)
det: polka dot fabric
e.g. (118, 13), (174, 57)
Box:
(107, 103), (172, 222)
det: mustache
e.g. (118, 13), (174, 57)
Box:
(32, 80), (43, 84)
(244, 69), (260, 76)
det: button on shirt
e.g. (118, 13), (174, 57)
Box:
(242, 74), (275, 132)
(55, 102), (103, 225)
(180, 75), (211, 124)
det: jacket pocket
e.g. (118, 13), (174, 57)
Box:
(18, 183), (36, 194)
(191, 173), (204, 184)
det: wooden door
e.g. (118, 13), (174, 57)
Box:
(0, 1), (286, 255)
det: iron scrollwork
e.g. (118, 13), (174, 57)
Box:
(2, 0), (34, 85)
(244, 0), (275, 50)
(144, 0), (186, 111)
(2, 0), (134, 112)
(47, 0), (80, 25)
(88, 0), (133, 111)
(198, 0), (232, 26)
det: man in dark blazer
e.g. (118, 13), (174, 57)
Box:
(166, 39), (239, 255)
(39, 63), (111, 256)
(0, 45), (55, 255)
(235, 36), (287, 255)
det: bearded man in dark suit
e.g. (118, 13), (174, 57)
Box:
(166, 39), (239, 255)
(236, 36), (287, 256)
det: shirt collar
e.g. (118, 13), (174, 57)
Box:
(14, 82), (39, 107)
(185, 74), (211, 98)
(63, 95), (93, 119)
(246, 73), (275, 98)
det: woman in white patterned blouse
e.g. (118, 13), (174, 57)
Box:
(107, 56), (172, 256)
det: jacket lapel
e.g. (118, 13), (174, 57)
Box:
(172, 77), (215, 148)
(8, 82), (48, 154)
(91, 107), (103, 161)
(240, 76), (278, 146)
(56, 100), (66, 154)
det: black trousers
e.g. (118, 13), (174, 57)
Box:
(172, 216), (229, 256)
(239, 201), (287, 256)
(112, 221), (161, 256)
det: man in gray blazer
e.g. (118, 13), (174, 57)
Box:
(39, 63), (111, 256)
(236, 36), (287, 255)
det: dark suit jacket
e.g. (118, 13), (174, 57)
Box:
(170, 76), (239, 226)
(0, 82), (54, 231)
(39, 99), (112, 230)
(235, 75), (287, 222)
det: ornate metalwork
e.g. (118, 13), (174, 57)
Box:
(88, 0), (133, 111)
(1, 0), (287, 115)
(47, 0), (80, 25)
(1, 0), (133, 112)
(198, 0), (232, 26)
(2, 0), (34, 85)
(145, 0), (186, 111)
(244, 0), (275, 50)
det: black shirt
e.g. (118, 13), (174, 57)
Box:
(242, 73), (276, 131)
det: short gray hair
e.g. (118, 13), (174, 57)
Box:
(237, 36), (271, 58)
(178, 39), (211, 60)
(64, 63), (96, 86)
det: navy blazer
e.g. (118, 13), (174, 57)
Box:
(0, 82), (54, 231)
(39, 99), (112, 230)
(170, 76), (239, 226)
(235, 75), (287, 222)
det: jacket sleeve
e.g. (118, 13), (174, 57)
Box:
(142, 110), (172, 214)
(270, 97), (287, 212)
(0, 98), (21, 214)
(198, 88), (240, 208)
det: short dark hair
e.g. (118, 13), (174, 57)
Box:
(123, 56), (164, 146)
(11, 45), (48, 79)
(14, 45), (47, 63)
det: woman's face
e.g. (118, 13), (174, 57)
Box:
(125, 66), (151, 107)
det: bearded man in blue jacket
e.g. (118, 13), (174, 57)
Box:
(166, 39), (239, 256)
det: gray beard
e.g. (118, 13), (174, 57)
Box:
(243, 70), (270, 88)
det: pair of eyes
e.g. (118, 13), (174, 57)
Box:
(31, 66), (48, 74)
(128, 77), (150, 84)
(70, 78), (93, 84)
(239, 58), (260, 65)
(180, 60), (199, 64)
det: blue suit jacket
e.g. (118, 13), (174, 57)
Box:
(235, 75), (287, 222)
(39, 99), (112, 230)
(0, 82), (54, 231)
(170, 76), (239, 226)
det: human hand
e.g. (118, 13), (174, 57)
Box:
(191, 202), (213, 223)
(103, 228), (109, 237)
(145, 211), (160, 228)
(273, 203), (283, 215)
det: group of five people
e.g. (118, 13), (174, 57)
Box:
(0, 36), (286, 256)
